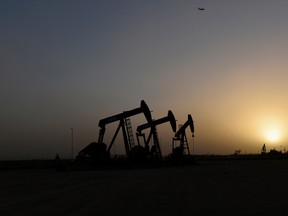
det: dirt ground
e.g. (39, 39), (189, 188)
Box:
(1, 159), (288, 216)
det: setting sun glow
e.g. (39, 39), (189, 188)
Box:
(257, 116), (284, 145)
(267, 130), (280, 142)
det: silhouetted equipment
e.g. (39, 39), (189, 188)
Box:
(136, 110), (177, 160)
(234, 150), (241, 155)
(78, 101), (197, 166)
(78, 100), (153, 161)
(79, 142), (108, 159)
(198, 7), (205, 10)
(172, 114), (194, 158)
(261, 143), (266, 154)
(268, 149), (282, 156)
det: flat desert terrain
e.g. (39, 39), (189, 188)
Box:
(1, 159), (288, 216)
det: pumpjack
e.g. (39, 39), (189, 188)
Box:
(172, 114), (194, 158)
(136, 110), (177, 160)
(78, 100), (153, 161)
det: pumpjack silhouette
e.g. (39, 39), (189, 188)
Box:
(172, 114), (195, 162)
(77, 100), (195, 166)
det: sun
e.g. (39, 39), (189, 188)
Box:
(267, 130), (280, 142)
(257, 116), (284, 143)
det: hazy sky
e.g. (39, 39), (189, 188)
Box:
(1, 0), (288, 159)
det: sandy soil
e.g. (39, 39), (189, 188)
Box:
(1, 159), (288, 216)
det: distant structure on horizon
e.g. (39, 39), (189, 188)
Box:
(261, 144), (266, 154)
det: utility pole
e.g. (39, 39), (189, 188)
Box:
(71, 128), (74, 160)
